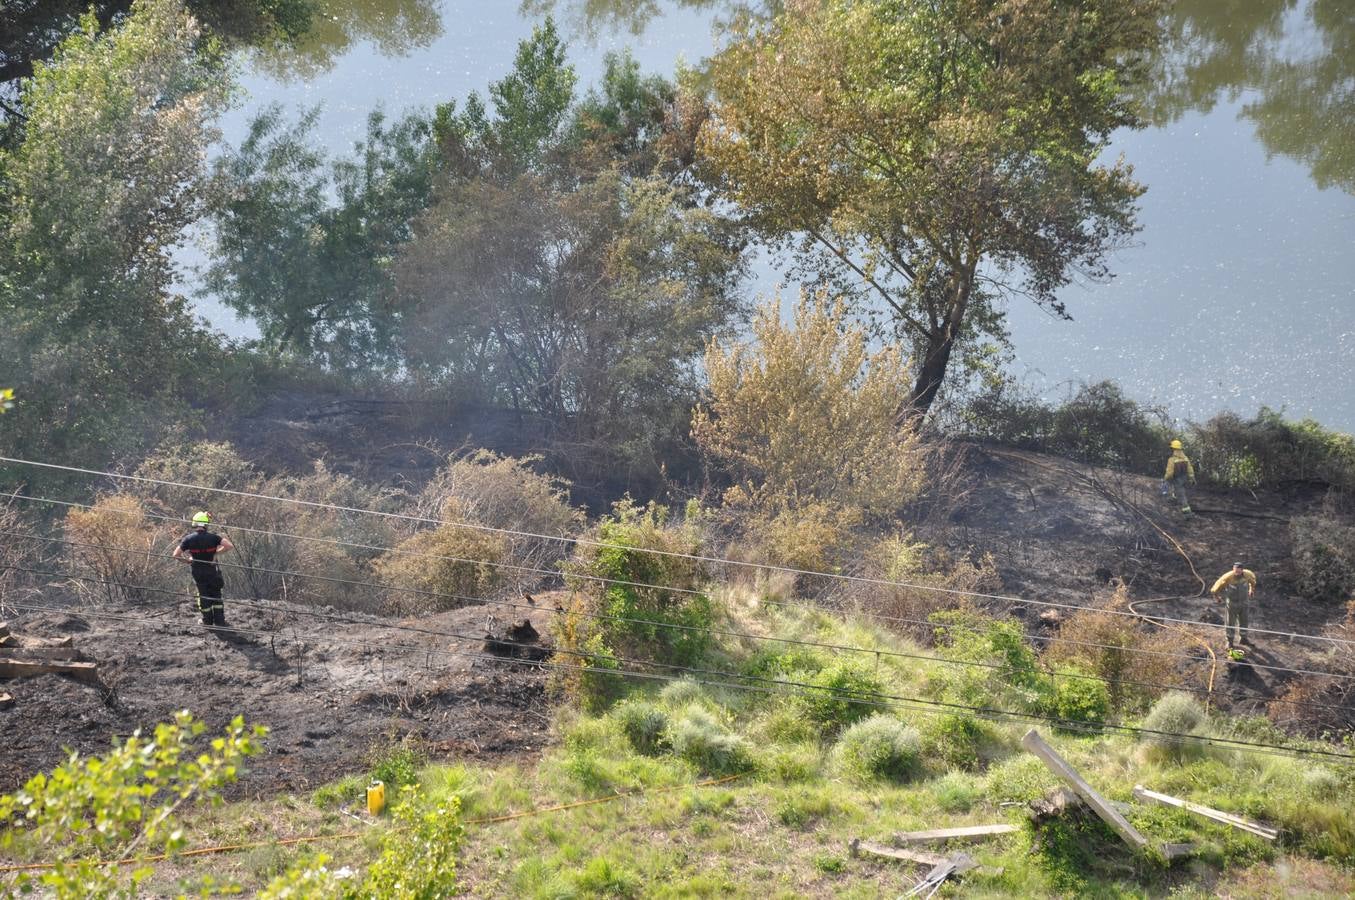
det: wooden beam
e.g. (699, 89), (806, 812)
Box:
(0, 646), (83, 661)
(0, 659), (98, 684)
(1132, 786), (1278, 840)
(1021, 729), (1150, 851)
(894, 824), (1019, 845)
(850, 838), (947, 867)
(1161, 842), (1197, 861)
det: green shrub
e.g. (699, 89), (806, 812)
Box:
(572, 856), (640, 897)
(954, 380), (1169, 474)
(774, 788), (835, 829)
(311, 774), (366, 810)
(931, 770), (983, 812)
(361, 789), (463, 898)
(802, 661), (885, 733)
(1050, 669), (1111, 730)
(658, 677), (713, 709)
(1188, 408), (1355, 491)
(930, 610), (1050, 712)
(921, 713), (990, 772)
(368, 743), (425, 792)
(559, 500), (715, 704)
(830, 714), (922, 783)
(1140, 692), (1210, 763)
(1291, 514), (1355, 602)
(613, 700), (670, 756)
(665, 707), (753, 775)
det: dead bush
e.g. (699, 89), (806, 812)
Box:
(414, 450), (582, 587)
(1270, 600), (1355, 735)
(0, 497), (44, 607)
(64, 494), (176, 603)
(1042, 582), (1195, 713)
(1291, 514), (1355, 603)
(133, 443), (397, 607)
(373, 502), (508, 613)
(857, 534), (998, 641)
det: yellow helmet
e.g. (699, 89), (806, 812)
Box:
(1170, 440), (1183, 450)
(191, 511), (212, 526)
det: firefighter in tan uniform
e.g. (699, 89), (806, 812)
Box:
(1211, 562), (1257, 657)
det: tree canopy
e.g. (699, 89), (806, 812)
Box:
(702, 0), (1161, 416)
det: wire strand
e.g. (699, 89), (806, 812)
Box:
(10, 490), (1353, 670)
(5, 584), (1354, 763)
(8, 531), (1355, 716)
(4, 456), (1343, 647)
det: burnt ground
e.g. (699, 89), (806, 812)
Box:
(4, 392), (1351, 795)
(0, 595), (555, 797)
(949, 444), (1352, 721)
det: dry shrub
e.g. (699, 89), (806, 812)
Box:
(373, 503), (507, 613)
(1042, 582), (1194, 713)
(740, 500), (863, 575)
(1270, 600), (1355, 735)
(133, 442), (398, 608)
(64, 494), (175, 603)
(693, 293), (928, 520)
(858, 534), (998, 641)
(0, 498), (44, 606)
(413, 450), (582, 587)
(1291, 513), (1355, 603)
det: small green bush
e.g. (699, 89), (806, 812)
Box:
(831, 714), (922, 784)
(1050, 669), (1111, 730)
(802, 661), (885, 733)
(921, 713), (989, 772)
(1140, 692), (1210, 763)
(774, 788), (835, 829)
(665, 707), (753, 775)
(368, 743), (425, 792)
(658, 677), (712, 709)
(613, 700), (670, 756)
(931, 771), (983, 812)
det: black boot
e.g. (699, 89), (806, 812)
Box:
(213, 607), (227, 628)
(201, 609), (214, 626)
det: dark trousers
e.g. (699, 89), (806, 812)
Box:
(192, 566), (225, 626)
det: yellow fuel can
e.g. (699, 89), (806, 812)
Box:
(367, 779), (386, 816)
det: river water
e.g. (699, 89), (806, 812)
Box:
(197, 0), (1355, 432)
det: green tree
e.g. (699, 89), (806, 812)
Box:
(399, 24), (746, 473)
(0, 712), (265, 898)
(205, 105), (437, 369)
(0, 0), (231, 477)
(702, 0), (1160, 416)
(0, 0), (310, 113)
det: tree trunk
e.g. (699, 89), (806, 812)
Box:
(907, 329), (955, 417)
(903, 274), (972, 419)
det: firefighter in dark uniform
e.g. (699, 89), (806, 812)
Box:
(173, 511), (233, 626)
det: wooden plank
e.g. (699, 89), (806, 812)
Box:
(1132, 786), (1278, 840)
(1161, 842), (1197, 861)
(850, 840), (1003, 877)
(1021, 729), (1150, 851)
(0, 646), (83, 661)
(894, 824), (1019, 845)
(0, 659), (98, 684)
(850, 839), (947, 867)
